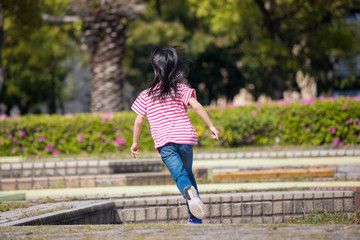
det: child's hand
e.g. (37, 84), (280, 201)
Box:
(210, 126), (220, 140)
(130, 143), (140, 158)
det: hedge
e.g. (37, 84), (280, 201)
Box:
(1, 97), (360, 156)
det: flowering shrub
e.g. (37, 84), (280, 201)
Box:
(0, 96), (359, 156)
(0, 112), (153, 156)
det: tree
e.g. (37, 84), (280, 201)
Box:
(0, 0), (4, 95)
(71, 0), (143, 112)
(188, 0), (360, 99)
(0, 0), (79, 114)
(123, 0), (246, 105)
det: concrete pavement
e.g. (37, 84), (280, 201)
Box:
(1, 181), (359, 201)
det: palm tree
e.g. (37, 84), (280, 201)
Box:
(72, 0), (143, 112)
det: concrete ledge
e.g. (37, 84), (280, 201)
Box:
(114, 190), (356, 224)
(1, 190), (356, 226)
(0, 159), (163, 178)
(194, 149), (360, 159)
(1, 200), (115, 226)
(0, 170), (207, 191)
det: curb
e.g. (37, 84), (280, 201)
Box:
(194, 148), (360, 160)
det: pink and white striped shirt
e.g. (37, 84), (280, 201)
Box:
(131, 83), (198, 149)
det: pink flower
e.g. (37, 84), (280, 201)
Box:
(77, 135), (84, 142)
(229, 102), (235, 108)
(103, 112), (114, 119)
(116, 130), (122, 135)
(53, 149), (60, 156)
(0, 114), (8, 120)
(343, 106), (348, 111)
(38, 136), (45, 142)
(252, 111), (257, 116)
(329, 127), (336, 134)
(348, 118), (353, 124)
(355, 96), (360, 101)
(45, 143), (54, 152)
(98, 132), (103, 138)
(11, 147), (17, 153)
(7, 133), (12, 139)
(279, 99), (285, 105)
(66, 113), (73, 118)
(333, 139), (343, 146)
(101, 118), (107, 124)
(20, 146), (25, 152)
(113, 138), (126, 147)
(248, 135), (254, 143)
(19, 130), (26, 136)
(357, 121), (360, 127)
(13, 137), (17, 143)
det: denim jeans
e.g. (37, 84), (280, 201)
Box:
(158, 143), (198, 199)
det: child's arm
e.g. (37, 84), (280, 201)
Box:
(188, 97), (220, 140)
(130, 115), (144, 158)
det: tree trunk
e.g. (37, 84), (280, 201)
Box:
(84, 17), (127, 112)
(269, 65), (285, 100)
(73, 0), (143, 113)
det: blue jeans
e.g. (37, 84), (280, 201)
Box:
(158, 143), (198, 199)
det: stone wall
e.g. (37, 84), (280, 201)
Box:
(1, 190), (356, 226)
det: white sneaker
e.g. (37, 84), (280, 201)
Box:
(184, 185), (206, 219)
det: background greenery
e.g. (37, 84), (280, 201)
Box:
(1, 97), (359, 156)
(1, 0), (359, 114)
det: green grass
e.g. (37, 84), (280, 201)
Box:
(289, 211), (360, 224)
(0, 200), (29, 212)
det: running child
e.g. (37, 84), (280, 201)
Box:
(130, 46), (220, 224)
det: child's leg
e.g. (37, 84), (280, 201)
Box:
(159, 143), (192, 198)
(178, 144), (205, 219)
(178, 144), (198, 192)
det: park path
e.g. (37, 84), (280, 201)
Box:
(0, 224), (359, 240)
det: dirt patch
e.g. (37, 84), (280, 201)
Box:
(0, 224), (359, 240)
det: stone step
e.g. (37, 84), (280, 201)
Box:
(0, 172), (172, 191)
(212, 168), (334, 181)
(0, 170), (206, 191)
(0, 167), (336, 191)
(0, 159), (164, 178)
(1, 190), (356, 226)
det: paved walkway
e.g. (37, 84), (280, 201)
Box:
(1, 181), (359, 200)
(1, 224), (359, 239)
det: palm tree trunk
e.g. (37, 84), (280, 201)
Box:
(85, 19), (127, 112)
(76, 0), (143, 113)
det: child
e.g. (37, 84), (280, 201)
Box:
(130, 46), (220, 224)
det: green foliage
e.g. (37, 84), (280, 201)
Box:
(124, 0), (246, 104)
(1, 0), (81, 114)
(0, 97), (359, 156)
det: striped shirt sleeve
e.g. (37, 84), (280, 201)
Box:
(131, 91), (147, 117)
(180, 84), (196, 108)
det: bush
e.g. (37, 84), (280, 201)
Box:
(0, 97), (359, 156)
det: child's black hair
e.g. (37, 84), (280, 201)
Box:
(148, 46), (189, 101)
